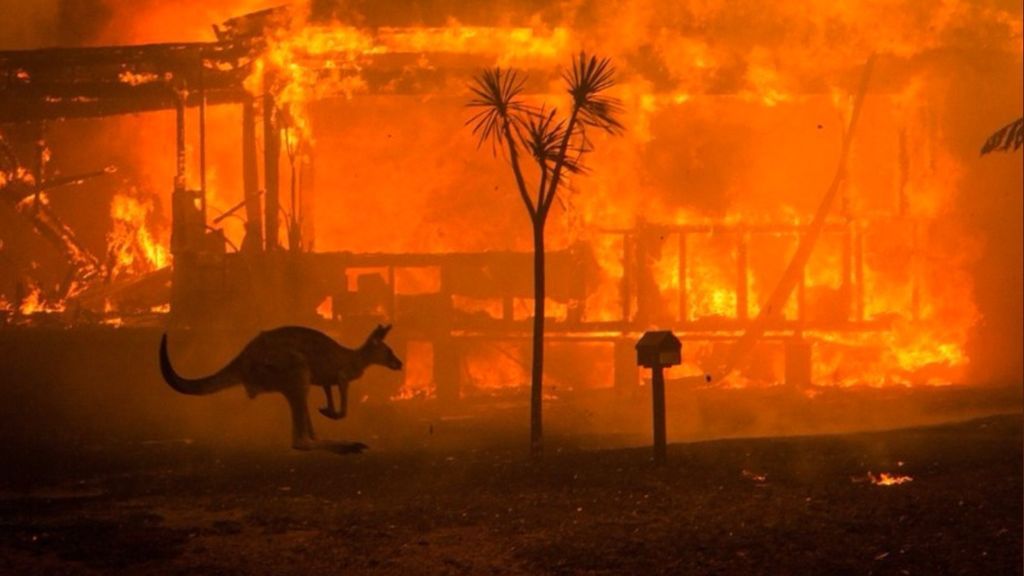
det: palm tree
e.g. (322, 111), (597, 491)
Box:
(467, 54), (622, 457)
(981, 116), (1022, 155)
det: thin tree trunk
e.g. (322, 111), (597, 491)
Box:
(530, 217), (545, 457)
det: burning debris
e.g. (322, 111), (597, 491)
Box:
(106, 190), (169, 279)
(0, 132), (170, 324)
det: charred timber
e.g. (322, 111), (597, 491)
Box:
(0, 42), (251, 123)
(0, 40), (955, 124)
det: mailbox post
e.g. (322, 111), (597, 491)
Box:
(636, 331), (682, 465)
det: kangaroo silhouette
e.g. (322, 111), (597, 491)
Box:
(160, 324), (402, 453)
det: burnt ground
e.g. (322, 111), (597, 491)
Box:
(1, 414), (1020, 576)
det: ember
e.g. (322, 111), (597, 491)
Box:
(869, 471), (914, 486)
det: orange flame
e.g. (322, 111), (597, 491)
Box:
(107, 192), (169, 279)
(869, 472), (913, 486)
(88, 0), (1020, 394)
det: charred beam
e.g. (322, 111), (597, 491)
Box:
(241, 98), (263, 250)
(263, 92), (280, 250)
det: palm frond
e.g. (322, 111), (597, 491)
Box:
(466, 67), (528, 153)
(563, 53), (624, 134)
(579, 96), (624, 134)
(981, 116), (1023, 155)
(518, 107), (584, 175)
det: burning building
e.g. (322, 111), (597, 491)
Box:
(0, 1), (1021, 415)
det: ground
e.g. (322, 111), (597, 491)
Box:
(1, 414), (1020, 575)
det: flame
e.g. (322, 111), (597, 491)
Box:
(461, 342), (532, 397)
(243, 14), (570, 157)
(869, 472), (913, 486)
(17, 286), (65, 315)
(391, 341), (436, 401)
(84, 0), (1020, 394)
(107, 192), (169, 279)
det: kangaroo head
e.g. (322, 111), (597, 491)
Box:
(363, 324), (403, 370)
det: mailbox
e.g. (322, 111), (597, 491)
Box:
(636, 330), (682, 466)
(636, 331), (682, 368)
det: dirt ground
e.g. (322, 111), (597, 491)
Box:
(1, 413), (1020, 575)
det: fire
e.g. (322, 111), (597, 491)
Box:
(117, 70), (162, 86)
(17, 286), (65, 315)
(869, 472), (913, 486)
(391, 341), (435, 401)
(243, 14), (570, 154)
(107, 192), (169, 279)
(42, 0), (1018, 393)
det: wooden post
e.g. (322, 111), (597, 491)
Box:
(854, 227), (864, 321)
(198, 60), (207, 225)
(171, 94), (188, 255)
(300, 139), (315, 250)
(387, 266), (397, 322)
(651, 365), (667, 465)
(842, 224), (853, 319)
(797, 267), (806, 327)
(637, 331), (680, 466)
(241, 98), (263, 250)
(736, 230), (748, 321)
(263, 92), (280, 250)
(621, 232), (633, 323)
(678, 233), (688, 323)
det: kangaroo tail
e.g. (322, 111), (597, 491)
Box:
(160, 334), (239, 396)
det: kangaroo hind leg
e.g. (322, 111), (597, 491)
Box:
(282, 368), (317, 451)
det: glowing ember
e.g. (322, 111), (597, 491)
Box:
(742, 469), (767, 482)
(869, 472), (913, 486)
(315, 297), (333, 320)
(117, 70), (162, 86)
(102, 317), (125, 328)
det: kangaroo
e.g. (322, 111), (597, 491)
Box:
(159, 324), (402, 453)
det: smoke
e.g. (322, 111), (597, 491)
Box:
(0, 0), (58, 49)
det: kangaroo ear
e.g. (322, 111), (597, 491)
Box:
(379, 324), (392, 339)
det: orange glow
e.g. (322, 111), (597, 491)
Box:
(86, 0), (1021, 395)
(18, 286), (65, 315)
(107, 192), (169, 279)
(391, 341), (435, 400)
(869, 472), (913, 486)
(117, 70), (162, 86)
(315, 297), (332, 320)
